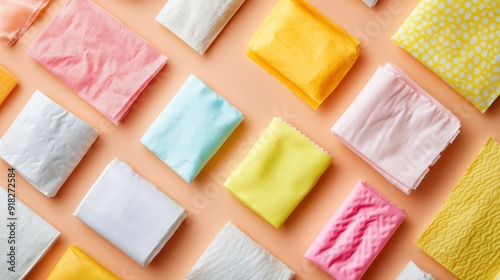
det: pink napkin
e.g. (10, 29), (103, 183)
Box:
(27, 0), (167, 125)
(331, 63), (460, 194)
(0, 0), (50, 46)
(304, 180), (405, 280)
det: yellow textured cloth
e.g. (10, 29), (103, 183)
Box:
(0, 64), (17, 105)
(47, 245), (120, 280)
(417, 138), (500, 280)
(392, 0), (500, 113)
(247, 0), (360, 109)
(225, 117), (331, 228)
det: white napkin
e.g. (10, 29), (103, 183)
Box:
(74, 158), (186, 267)
(0, 90), (99, 197)
(185, 222), (294, 280)
(0, 187), (60, 280)
(155, 0), (245, 54)
(396, 261), (434, 280)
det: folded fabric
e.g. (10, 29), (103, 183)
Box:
(26, 0), (167, 125)
(396, 261), (434, 280)
(225, 117), (331, 228)
(392, 0), (500, 113)
(0, 0), (49, 46)
(0, 90), (98, 197)
(362, 0), (378, 7)
(247, 0), (360, 109)
(0, 187), (60, 280)
(417, 138), (500, 280)
(156, 0), (245, 55)
(185, 222), (294, 280)
(304, 180), (405, 280)
(47, 245), (119, 280)
(331, 63), (460, 194)
(74, 158), (187, 266)
(0, 64), (17, 105)
(141, 74), (243, 183)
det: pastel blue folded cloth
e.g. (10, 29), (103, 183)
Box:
(141, 74), (243, 183)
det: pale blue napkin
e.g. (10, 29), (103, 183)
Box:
(141, 74), (243, 183)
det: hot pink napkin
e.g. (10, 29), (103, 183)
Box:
(27, 0), (167, 125)
(304, 180), (405, 280)
(0, 0), (50, 46)
(331, 63), (460, 194)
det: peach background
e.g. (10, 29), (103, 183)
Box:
(1, 0), (499, 279)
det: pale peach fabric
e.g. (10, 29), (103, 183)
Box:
(0, 0), (50, 46)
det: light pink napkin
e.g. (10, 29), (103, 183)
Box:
(304, 180), (405, 280)
(331, 63), (460, 194)
(27, 0), (167, 125)
(0, 0), (50, 46)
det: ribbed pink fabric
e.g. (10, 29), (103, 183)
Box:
(27, 0), (167, 124)
(304, 180), (405, 280)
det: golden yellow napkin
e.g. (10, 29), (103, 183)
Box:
(225, 117), (331, 228)
(392, 0), (500, 113)
(247, 0), (360, 109)
(0, 65), (17, 105)
(47, 245), (119, 280)
(417, 138), (500, 280)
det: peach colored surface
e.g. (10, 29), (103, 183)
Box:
(0, 0), (499, 279)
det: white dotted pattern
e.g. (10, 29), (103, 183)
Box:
(393, 0), (500, 112)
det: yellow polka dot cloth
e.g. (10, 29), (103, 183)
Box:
(0, 64), (17, 105)
(47, 245), (119, 280)
(416, 138), (500, 280)
(224, 117), (331, 228)
(392, 0), (500, 113)
(247, 0), (360, 109)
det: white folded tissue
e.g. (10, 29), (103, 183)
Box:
(0, 90), (98, 197)
(396, 261), (434, 280)
(185, 221), (295, 280)
(362, 0), (378, 7)
(0, 187), (60, 280)
(155, 0), (245, 54)
(74, 158), (187, 267)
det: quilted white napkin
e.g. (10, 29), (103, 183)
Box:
(185, 222), (294, 280)
(155, 0), (245, 54)
(396, 261), (434, 280)
(0, 90), (98, 197)
(0, 187), (60, 280)
(74, 158), (186, 267)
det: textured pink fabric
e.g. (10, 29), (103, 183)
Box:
(0, 0), (49, 46)
(331, 63), (460, 194)
(304, 180), (405, 280)
(27, 0), (167, 124)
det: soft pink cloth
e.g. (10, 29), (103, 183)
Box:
(331, 63), (460, 194)
(27, 0), (167, 125)
(304, 180), (405, 280)
(0, 0), (49, 46)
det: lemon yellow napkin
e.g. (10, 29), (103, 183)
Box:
(0, 65), (17, 105)
(392, 0), (500, 112)
(225, 117), (331, 228)
(417, 138), (500, 280)
(47, 245), (119, 280)
(247, 0), (360, 109)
